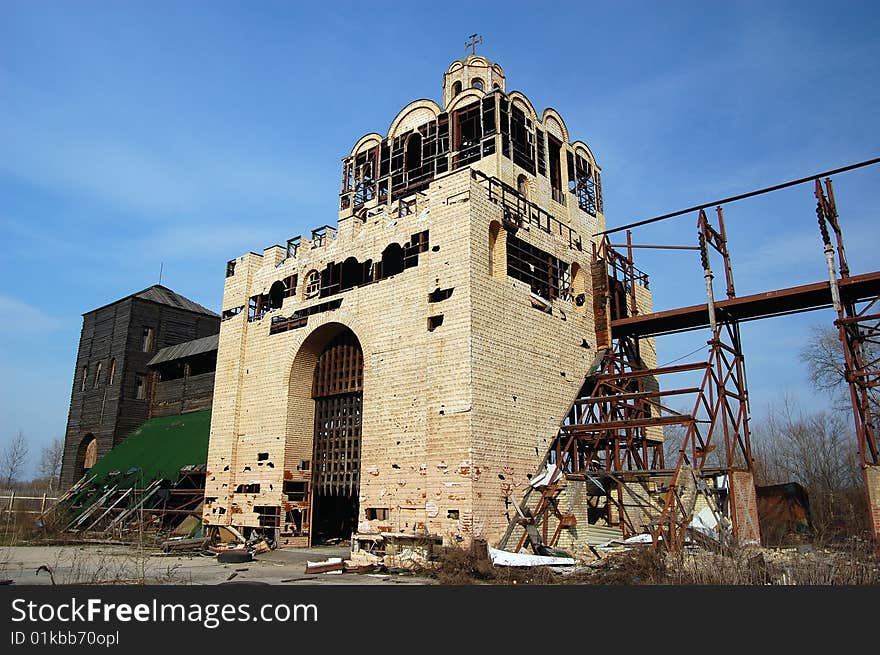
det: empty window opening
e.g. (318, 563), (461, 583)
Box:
(517, 174), (530, 201)
(268, 280), (285, 310)
(135, 374), (147, 400)
(142, 327), (155, 353)
(107, 358), (116, 385)
(80, 365), (88, 392)
(284, 480), (309, 502)
(547, 134), (564, 204)
(222, 305), (244, 321)
(339, 256), (364, 291)
(83, 436), (98, 471)
(93, 361), (103, 388)
(304, 270), (321, 298)
(536, 129), (546, 176)
(157, 360), (185, 381)
(380, 243), (405, 278)
(248, 294), (266, 321)
(403, 230), (429, 269)
(365, 508), (389, 521)
(482, 96), (496, 135)
(343, 146), (378, 209)
(405, 132), (422, 174)
(254, 506), (281, 528)
(507, 233), (568, 301)
(572, 153), (597, 215)
(489, 220), (505, 279)
(188, 351), (215, 376)
(452, 80), (462, 96)
(319, 262), (341, 298)
(511, 105), (535, 173)
(499, 97), (511, 159)
(429, 287), (454, 303)
(269, 298), (343, 335)
(283, 274), (298, 298)
(471, 77), (484, 91)
(226, 260), (236, 277)
(428, 315), (444, 331)
(453, 101), (482, 168)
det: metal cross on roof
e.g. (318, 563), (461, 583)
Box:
(465, 33), (482, 55)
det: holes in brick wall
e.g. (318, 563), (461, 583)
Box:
(447, 509), (460, 520)
(365, 508), (389, 520)
(428, 287), (454, 303)
(257, 452), (269, 461)
(427, 315), (444, 331)
(234, 483), (260, 493)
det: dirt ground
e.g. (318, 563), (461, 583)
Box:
(0, 544), (433, 586)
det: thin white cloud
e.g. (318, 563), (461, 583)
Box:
(0, 295), (66, 334)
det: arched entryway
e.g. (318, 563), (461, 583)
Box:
(287, 324), (364, 544)
(75, 433), (97, 481)
(311, 329), (363, 542)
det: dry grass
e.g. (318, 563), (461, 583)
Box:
(424, 540), (879, 586)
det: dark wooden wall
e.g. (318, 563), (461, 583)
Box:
(60, 297), (219, 489)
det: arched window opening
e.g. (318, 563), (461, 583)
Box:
(517, 174), (529, 201)
(84, 439), (97, 470)
(76, 433), (98, 481)
(452, 80), (462, 97)
(380, 243), (405, 279)
(488, 220), (505, 279)
(268, 280), (285, 310)
(570, 262), (588, 310)
(340, 257), (363, 291)
(93, 361), (103, 388)
(107, 358), (116, 385)
(472, 77), (484, 91)
(304, 270), (321, 299)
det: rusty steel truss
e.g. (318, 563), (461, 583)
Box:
(502, 166), (880, 553)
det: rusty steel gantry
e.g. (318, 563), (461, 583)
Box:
(500, 159), (880, 553)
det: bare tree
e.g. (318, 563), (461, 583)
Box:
(1, 431), (30, 490)
(800, 324), (879, 417)
(750, 398), (864, 538)
(36, 437), (64, 494)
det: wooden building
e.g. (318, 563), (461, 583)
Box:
(60, 285), (219, 489)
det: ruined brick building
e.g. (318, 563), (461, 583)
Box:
(203, 52), (652, 547)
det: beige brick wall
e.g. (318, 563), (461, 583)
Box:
(202, 64), (647, 547)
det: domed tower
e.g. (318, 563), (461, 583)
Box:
(206, 43), (639, 551)
(443, 54), (506, 108)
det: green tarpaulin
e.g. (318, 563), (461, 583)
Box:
(87, 410), (211, 486)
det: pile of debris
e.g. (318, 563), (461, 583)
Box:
(160, 521), (276, 564)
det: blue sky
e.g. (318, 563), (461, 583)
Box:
(2, 1), (879, 473)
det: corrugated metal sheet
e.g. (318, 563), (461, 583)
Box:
(147, 333), (219, 366)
